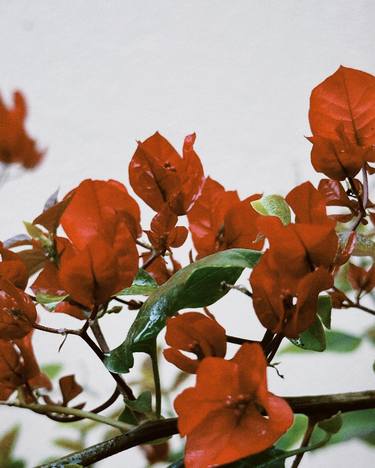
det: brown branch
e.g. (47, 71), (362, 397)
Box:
(39, 390), (375, 467)
(33, 321), (135, 401)
(226, 335), (256, 345)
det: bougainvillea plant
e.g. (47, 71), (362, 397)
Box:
(0, 66), (375, 468)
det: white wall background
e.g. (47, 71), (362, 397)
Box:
(0, 0), (374, 466)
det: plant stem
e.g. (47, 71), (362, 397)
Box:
(142, 250), (161, 269)
(45, 388), (120, 423)
(226, 335), (256, 345)
(33, 320), (135, 400)
(291, 416), (316, 468)
(0, 401), (128, 431)
(40, 390), (375, 467)
(150, 343), (162, 418)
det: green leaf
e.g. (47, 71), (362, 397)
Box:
(325, 330), (362, 352)
(282, 329), (361, 354)
(118, 406), (138, 425)
(117, 269), (158, 296)
(318, 412), (343, 434)
(35, 292), (68, 312)
(105, 248), (261, 373)
(222, 447), (286, 467)
(317, 295), (332, 329)
(6, 461), (26, 468)
(289, 316), (326, 352)
(311, 409), (375, 446)
(251, 195), (291, 225)
(23, 221), (45, 240)
(277, 414), (308, 449)
(40, 363), (63, 379)
(125, 391), (152, 414)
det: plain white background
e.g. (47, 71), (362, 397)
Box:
(0, 1), (374, 466)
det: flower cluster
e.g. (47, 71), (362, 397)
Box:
(0, 65), (375, 467)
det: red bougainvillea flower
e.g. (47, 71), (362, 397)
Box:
(256, 216), (337, 282)
(0, 241), (28, 290)
(0, 91), (44, 169)
(188, 177), (264, 258)
(250, 252), (332, 337)
(318, 179), (360, 223)
(0, 279), (36, 340)
(250, 182), (337, 336)
(308, 66), (375, 179)
(164, 312), (227, 373)
(31, 260), (87, 320)
(129, 132), (205, 215)
(286, 181), (336, 228)
(61, 178), (141, 244)
(146, 204), (188, 252)
(174, 343), (293, 467)
(348, 262), (375, 294)
(309, 126), (372, 180)
(58, 223), (137, 308)
(0, 332), (50, 402)
(55, 179), (140, 307)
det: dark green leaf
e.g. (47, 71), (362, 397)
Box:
(105, 249), (261, 373)
(6, 461), (26, 468)
(35, 292), (68, 312)
(318, 412), (343, 434)
(289, 316), (326, 352)
(40, 363), (63, 379)
(118, 406), (138, 425)
(317, 295), (332, 329)
(117, 269), (158, 296)
(125, 391), (152, 413)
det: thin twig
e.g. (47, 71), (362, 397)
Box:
(0, 400), (129, 431)
(44, 388), (120, 423)
(150, 344), (162, 418)
(142, 250), (161, 270)
(33, 321), (135, 401)
(226, 335), (256, 345)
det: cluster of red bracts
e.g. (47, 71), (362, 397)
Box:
(0, 242), (50, 401)
(164, 312), (293, 467)
(250, 181), (338, 338)
(1, 65), (375, 467)
(0, 91), (44, 169)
